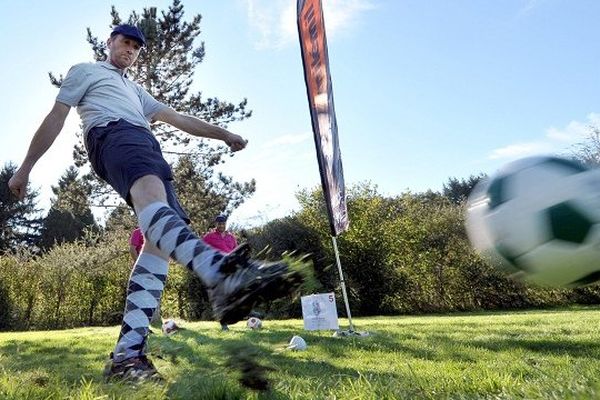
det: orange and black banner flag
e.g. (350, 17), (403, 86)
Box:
(297, 0), (349, 236)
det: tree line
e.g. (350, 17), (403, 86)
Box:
(1, 0), (598, 331)
(2, 170), (600, 330)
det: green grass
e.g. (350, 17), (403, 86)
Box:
(0, 307), (599, 399)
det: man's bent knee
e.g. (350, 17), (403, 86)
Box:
(130, 175), (168, 212)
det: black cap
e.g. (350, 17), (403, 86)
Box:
(111, 24), (146, 47)
(215, 214), (227, 223)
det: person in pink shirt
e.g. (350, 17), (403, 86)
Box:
(129, 227), (144, 262)
(203, 215), (238, 330)
(203, 215), (238, 253)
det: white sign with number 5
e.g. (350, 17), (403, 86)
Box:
(301, 292), (339, 330)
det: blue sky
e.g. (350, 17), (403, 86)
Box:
(1, 0), (599, 226)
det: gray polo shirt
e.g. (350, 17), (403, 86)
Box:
(56, 61), (167, 137)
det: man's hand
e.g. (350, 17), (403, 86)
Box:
(224, 132), (248, 152)
(8, 168), (30, 201)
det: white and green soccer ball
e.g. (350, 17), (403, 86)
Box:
(466, 155), (600, 287)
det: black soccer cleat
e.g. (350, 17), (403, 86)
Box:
(209, 258), (304, 325)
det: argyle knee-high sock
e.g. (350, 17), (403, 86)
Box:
(113, 253), (168, 362)
(137, 202), (224, 287)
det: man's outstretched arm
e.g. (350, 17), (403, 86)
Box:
(8, 101), (71, 200)
(153, 108), (248, 152)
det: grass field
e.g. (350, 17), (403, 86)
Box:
(0, 306), (598, 399)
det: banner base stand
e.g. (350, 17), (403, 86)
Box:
(332, 329), (371, 338)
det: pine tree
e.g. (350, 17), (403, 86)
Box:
(442, 174), (485, 205)
(104, 204), (138, 233)
(0, 163), (42, 252)
(571, 126), (600, 167)
(172, 153), (256, 233)
(49, 0), (255, 221)
(38, 166), (98, 250)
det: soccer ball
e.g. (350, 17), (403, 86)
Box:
(466, 155), (600, 287)
(162, 319), (179, 335)
(246, 317), (262, 330)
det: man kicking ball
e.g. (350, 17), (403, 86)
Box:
(8, 24), (302, 381)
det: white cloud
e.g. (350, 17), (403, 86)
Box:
(243, 0), (375, 49)
(488, 142), (552, 160)
(545, 113), (600, 142)
(487, 113), (600, 161)
(323, 0), (376, 35)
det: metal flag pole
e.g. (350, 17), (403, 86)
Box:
(331, 235), (355, 332)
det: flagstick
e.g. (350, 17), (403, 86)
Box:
(331, 235), (355, 332)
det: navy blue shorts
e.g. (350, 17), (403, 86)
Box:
(86, 119), (190, 223)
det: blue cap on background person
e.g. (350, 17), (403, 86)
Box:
(111, 24), (146, 47)
(215, 214), (227, 223)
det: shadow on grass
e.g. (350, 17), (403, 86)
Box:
(2, 308), (599, 398)
(467, 337), (600, 358)
(0, 338), (107, 374)
(151, 327), (413, 399)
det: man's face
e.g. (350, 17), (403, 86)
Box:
(107, 34), (142, 69)
(216, 221), (226, 233)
